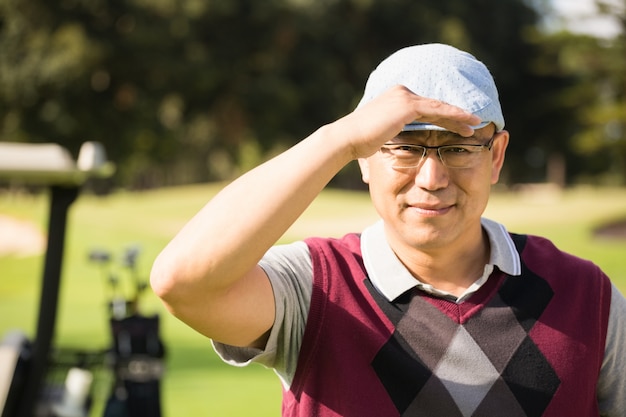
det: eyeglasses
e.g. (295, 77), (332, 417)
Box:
(379, 136), (497, 169)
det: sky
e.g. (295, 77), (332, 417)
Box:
(550, 0), (622, 38)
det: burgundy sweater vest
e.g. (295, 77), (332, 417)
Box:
(280, 233), (612, 417)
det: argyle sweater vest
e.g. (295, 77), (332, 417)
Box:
(281, 233), (612, 417)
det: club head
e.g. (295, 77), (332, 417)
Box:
(89, 249), (111, 264)
(122, 245), (141, 268)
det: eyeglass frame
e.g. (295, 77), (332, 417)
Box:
(379, 135), (498, 169)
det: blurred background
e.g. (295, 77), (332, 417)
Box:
(1, 0), (625, 415)
(0, 0), (624, 190)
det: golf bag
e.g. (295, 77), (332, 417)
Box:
(103, 314), (165, 417)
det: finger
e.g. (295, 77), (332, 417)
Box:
(420, 117), (481, 137)
(411, 98), (482, 137)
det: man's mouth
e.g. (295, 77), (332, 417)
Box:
(409, 203), (454, 216)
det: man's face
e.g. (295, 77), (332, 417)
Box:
(358, 125), (509, 254)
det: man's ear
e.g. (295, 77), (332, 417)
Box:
(491, 130), (509, 184)
(357, 158), (370, 184)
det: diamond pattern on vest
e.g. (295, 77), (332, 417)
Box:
(368, 272), (561, 417)
(435, 326), (501, 416)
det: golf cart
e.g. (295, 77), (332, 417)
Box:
(0, 142), (164, 417)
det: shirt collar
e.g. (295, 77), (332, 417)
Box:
(360, 218), (522, 302)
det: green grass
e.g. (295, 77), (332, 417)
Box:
(1, 185), (626, 416)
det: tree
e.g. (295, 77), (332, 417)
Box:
(2, 0), (621, 188)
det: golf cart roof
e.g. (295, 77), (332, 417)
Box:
(0, 142), (115, 185)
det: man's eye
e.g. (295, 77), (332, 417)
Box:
(394, 145), (422, 153)
(443, 146), (470, 154)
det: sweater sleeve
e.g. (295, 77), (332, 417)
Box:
(597, 284), (626, 416)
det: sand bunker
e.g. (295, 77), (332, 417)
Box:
(0, 215), (46, 257)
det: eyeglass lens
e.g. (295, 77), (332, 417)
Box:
(382, 140), (494, 169)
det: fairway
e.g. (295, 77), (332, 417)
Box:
(1, 185), (626, 416)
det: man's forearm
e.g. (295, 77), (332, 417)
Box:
(150, 123), (353, 301)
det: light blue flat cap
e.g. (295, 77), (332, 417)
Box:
(357, 43), (505, 132)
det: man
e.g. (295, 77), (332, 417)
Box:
(151, 44), (626, 416)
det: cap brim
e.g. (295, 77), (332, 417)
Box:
(402, 121), (492, 132)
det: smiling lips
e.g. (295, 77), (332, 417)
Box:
(409, 203), (454, 216)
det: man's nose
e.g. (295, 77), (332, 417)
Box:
(413, 150), (449, 190)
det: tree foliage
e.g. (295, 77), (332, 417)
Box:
(0, 0), (624, 188)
